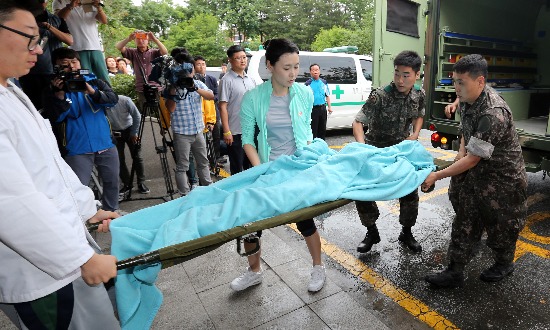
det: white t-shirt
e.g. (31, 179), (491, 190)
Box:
(53, 0), (102, 51)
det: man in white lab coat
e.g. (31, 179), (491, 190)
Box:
(0, 1), (120, 328)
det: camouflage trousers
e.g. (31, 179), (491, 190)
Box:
(448, 172), (527, 265)
(355, 188), (419, 228)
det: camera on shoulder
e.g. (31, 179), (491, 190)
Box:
(174, 74), (195, 91)
(149, 54), (197, 100)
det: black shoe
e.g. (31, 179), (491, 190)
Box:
(118, 186), (131, 202)
(398, 230), (422, 253)
(425, 268), (465, 288)
(357, 231), (381, 253)
(479, 262), (514, 282)
(119, 186), (131, 194)
(138, 183), (150, 194)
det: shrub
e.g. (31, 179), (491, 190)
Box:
(110, 74), (137, 103)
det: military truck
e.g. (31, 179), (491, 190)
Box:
(373, 0), (550, 173)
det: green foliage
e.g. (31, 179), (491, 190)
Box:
(100, 0), (186, 57)
(349, 5), (375, 55)
(99, 0), (137, 57)
(310, 18), (374, 55)
(100, 0), (375, 64)
(311, 27), (355, 52)
(125, 0), (186, 38)
(165, 13), (232, 66)
(251, 0), (373, 51)
(219, 0), (262, 41)
(242, 38), (263, 52)
(110, 74), (138, 103)
(100, 25), (135, 58)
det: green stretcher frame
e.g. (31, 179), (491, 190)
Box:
(87, 158), (454, 271)
(110, 199), (352, 270)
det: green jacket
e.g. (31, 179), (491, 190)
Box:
(240, 80), (314, 164)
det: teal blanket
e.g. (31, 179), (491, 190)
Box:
(110, 139), (435, 329)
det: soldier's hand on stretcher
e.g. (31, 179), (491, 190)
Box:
(421, 172), (437, 193)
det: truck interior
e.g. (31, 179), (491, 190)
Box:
(431, 0), (550, 137)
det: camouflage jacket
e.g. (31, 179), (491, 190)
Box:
(354, 82), (425, 147)
(459, 85), (526, 188)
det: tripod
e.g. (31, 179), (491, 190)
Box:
(124, 87), (177, 202)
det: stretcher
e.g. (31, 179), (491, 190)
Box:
(88, 199), (352, 270)
(86, 155), (452, 271)
(101, 140), (445, 330)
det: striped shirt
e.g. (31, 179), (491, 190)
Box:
(170, 80), (210, 135)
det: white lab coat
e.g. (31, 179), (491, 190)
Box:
(0, 82), (99, 303)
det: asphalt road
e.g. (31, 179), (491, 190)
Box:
(321, 129), (550, 329)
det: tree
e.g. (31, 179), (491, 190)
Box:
(100, 0), (188, 57)
(310, 27), (355, 52)
(99, 0), (375, 58)
(185, 0), (222, 18)
(220, 0), (262, 43)
(165, 13), (232, 66)
(256, 0), (359, 50)
(309, 1), (374, 55)
(126, 0), (186, 39)
(99, 0), (137, 57)
(348, 12), (375, 55)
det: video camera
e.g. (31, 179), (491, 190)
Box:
(52, 66), (92, 92)
(149, 55), (196, 98)
(143, 83), (159, 105)
(171, 65), (195, 91)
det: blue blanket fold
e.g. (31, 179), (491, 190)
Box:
(110, 139), (435, 329)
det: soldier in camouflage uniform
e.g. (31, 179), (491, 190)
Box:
(422, 54), (527, 288)
(352, 50), (425, 253)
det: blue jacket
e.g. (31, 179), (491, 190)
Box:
(44, 78), (118, 156)
(240, 80), (314, 164)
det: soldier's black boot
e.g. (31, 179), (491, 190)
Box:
(398, 226), (422, 253)
(479, 262), (514, 282)
(425, 262), (465, 288)
(357, 225), (381, 253)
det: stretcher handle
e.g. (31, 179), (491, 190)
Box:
(423, 158), (455, 193)
(116, 251), (161, 270)
(86, 221), (101, 232)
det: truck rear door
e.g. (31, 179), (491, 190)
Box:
(373, 0), (429, 88)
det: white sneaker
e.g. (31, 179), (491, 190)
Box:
(230, 267), (263, 291)
(308, 265), (326, 292)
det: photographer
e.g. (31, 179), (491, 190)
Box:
(116, 30), (168, 112)
(43, 47), (121, 212)
(164, 52), (214, 195)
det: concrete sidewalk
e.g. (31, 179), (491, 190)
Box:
(0, 222), (414, 330)
(149, 226), (392, 330)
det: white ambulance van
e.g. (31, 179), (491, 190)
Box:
(247, 51), (373, 130)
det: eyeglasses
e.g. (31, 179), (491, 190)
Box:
(231, 56), (247, 61)
(0, 24), (44, 51)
